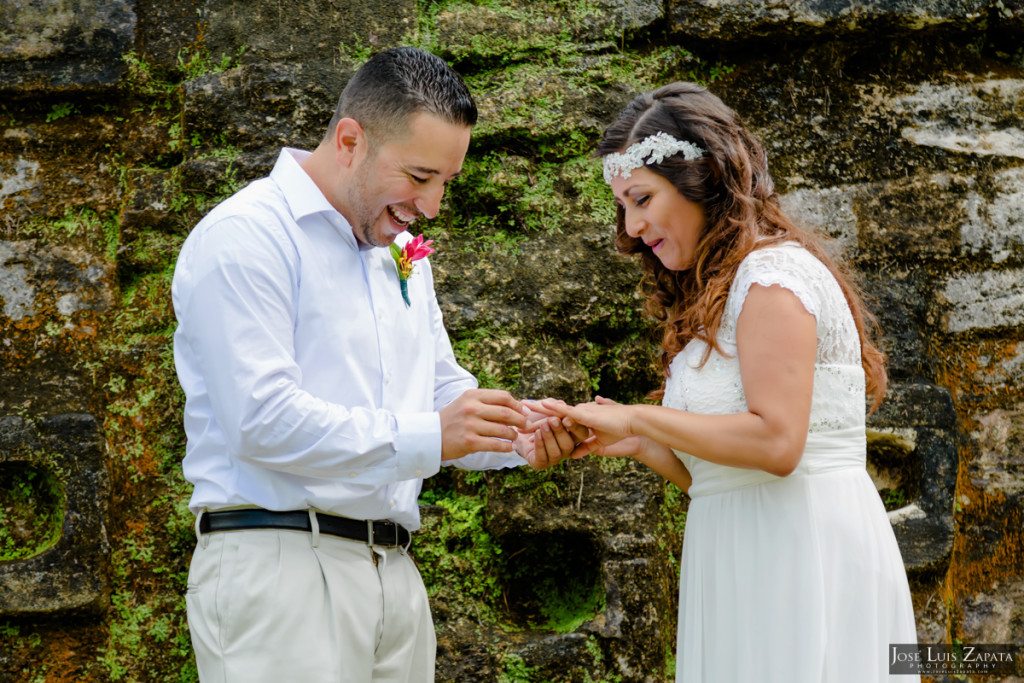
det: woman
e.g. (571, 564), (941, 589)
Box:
(540, 83), (919, 682)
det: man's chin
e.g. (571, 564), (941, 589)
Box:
(373, 233), (399, 248)
(355, 224), (400, 248)
(372, 217), (409, 246)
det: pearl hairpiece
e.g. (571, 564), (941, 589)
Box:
(602, 131), (706, 184)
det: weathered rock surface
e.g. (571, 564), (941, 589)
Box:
(669, 0), (1021, 41)
(0, 0), (136, 92)
(1, 0), (1023, 679)
(895, 77), (1024, 159)
(960, 576), (1024, 645)
(182, 62), (345, 154)
(961, 166), (1024, 264)
(0, 240), (114, 416)
(869, 384), (959, 577)
(942, 268), (1024, 333)
(0, 414), (110, 616)
(431, 458), (678, 682)
(970, 407), (1024, 497)
(202, 0), (418, 64)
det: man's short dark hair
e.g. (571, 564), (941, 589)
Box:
(324, 47), (477, 146)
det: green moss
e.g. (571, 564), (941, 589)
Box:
(881, 487), (909, 510)
(494, 464), (572, 505)
(97, 482), (195, 679)
(83, 52), (196, 678)
(162, 484), (197, 554)
(45, 102), (78, 123)
(176, 45), (246, 82)
(19, 208), (120, 257)
(121, 52), (179, 99)
(417, 477), (505, 619)
(500, 537), (606, 633)
(450, 326), (523, 390)
(662, 482), (688, 538)
(498, 653), (541, 683)
(433, 1), (578, 68)
(0, 463), (65, 561)
(435, 147), (613, 257)
(426, 41), (727, 266)
(577, 331), (661, 403)
(658, 480), (689, 585)
(97, 590), (197, 682)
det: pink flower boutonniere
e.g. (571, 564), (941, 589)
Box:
(390, 234), (435, 306)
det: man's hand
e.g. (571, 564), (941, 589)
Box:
(514, 400), (591, 469)
(440, 389), (529, 461)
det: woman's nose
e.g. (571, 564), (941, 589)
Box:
(624, 210), (646, 238)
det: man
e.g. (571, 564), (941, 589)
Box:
(172, 47), (582, 682)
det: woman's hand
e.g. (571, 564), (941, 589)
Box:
(538, 396), (636, 458)
(582, 434), (648, 459)
(535, 397), (693, 492)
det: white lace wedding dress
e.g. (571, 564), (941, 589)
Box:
(663, 243), (919, 682)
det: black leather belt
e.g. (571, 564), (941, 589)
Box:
(199, 509), (412, 548)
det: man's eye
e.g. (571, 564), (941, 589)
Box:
(411, 175), (429, 184)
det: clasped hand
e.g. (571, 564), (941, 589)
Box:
(530, 396), (650, 460)
(439, 389), (589, 470)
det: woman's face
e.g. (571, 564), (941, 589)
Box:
(609, 166), (706, 271)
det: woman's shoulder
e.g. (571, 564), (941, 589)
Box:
(729, 241), (831, 320)
(739, 240), (823, 272)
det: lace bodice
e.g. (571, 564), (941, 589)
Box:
(662, 243), (867, 493)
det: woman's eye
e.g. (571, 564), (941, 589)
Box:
(634, 195), (650, 207)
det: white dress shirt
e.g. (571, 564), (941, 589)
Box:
(172, 148), (524, 530)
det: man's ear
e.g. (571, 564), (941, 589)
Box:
(334, 117), (366, 168)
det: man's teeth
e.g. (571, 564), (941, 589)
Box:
(388, 206), (414, 226)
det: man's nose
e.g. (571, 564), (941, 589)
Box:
(415, 183), (445, 220)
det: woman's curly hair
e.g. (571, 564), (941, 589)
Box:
(598, 82), (888, 411)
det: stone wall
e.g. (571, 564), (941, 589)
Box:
(1, 0), (1022, 681)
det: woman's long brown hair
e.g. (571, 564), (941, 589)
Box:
(598, 82), (887, 411)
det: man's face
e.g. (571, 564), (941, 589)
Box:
(344, 112), (472, 248)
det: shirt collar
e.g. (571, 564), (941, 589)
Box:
(270, 148), (358, 248)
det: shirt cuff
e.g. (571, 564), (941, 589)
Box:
(443, 451), (528, 470)
(393, 412), (443, 481)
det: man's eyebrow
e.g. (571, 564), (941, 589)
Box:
(410, 165), (463, 180)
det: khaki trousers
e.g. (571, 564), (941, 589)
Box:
(186, 526), (435, 682)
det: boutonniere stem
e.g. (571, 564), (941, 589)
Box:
(390, 234), (435, 306)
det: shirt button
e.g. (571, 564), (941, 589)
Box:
(385, 373), (392, 384)
(348, 472), (357, 478)
(414, 469), (423, 477)
(389, 499), (396, 509)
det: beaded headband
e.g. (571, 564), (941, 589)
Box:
(602, 131), (706, 184)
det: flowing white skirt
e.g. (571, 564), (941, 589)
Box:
(675, 466), (920, 682)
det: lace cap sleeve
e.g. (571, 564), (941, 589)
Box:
(726, 244), (826, 326)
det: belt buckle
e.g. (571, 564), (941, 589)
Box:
(380, 520), (395, 546)
(366, 519), (375, 546)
